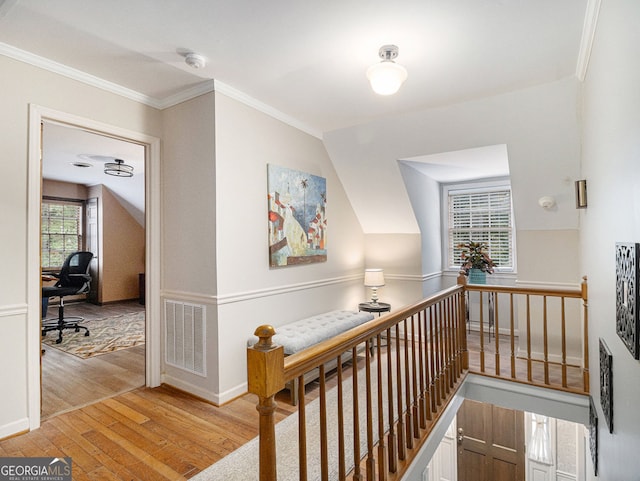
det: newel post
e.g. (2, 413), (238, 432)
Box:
(581, 276), (590, 392)
(457, 271), (469, 370)
(247, 325), (285, 481)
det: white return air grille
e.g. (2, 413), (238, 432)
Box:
(165, 300), (206, 376)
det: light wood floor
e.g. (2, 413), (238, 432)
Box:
(41, 300), (146, 420)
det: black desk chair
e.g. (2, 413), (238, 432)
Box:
(42, 251), (93, 344)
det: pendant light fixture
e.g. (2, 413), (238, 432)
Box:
(367, 45), (408, 95)
(104, 158), (134, 177)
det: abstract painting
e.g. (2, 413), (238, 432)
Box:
(267, 164), (327, 267)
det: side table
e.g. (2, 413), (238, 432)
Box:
(358, 302), (391, 316)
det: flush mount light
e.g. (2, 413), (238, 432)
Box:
(367, 45), (408, 95)
(71, 162), (92, 168)
(104, 159), (133, 177)
(185, 52), (206, 69)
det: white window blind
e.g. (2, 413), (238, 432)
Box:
(41, 199), (83, 269)
(448, 188), (513, 270)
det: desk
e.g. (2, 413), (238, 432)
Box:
(359, 302), (391, 316)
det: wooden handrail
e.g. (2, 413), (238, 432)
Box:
(247, 276), (589, 481)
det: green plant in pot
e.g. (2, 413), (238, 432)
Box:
(458, 241), (496, 284)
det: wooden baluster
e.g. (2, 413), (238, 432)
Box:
(458, 274), (469, 371)
(365, 339), (376, 481)
(479, 292), (485, 373)
(561, 297), (568, 388)
(422, 311), (432, 421)
(447, 297), (454, 388)
(247, 325), (285, 481)
(526, 295), (532, 382)
(352, 346), (363, 481)
(337, 355), (346, 481)
(429, 305), (438, 411)
(434, 304), (442, 404)
(386, 327), (398, 472)
(582, 276), (590, 392)
(494, 293), (500, 376)
(510, 293), (516, 379)
(410, 315), (420, 439)
(395, 324), (405, 461)
(543, 296), (549, 385)
(298, 375), (307, 481)
(416, 311), (426, 429)
(377, 334), (388, 481)
(403, 318), (414, 449)
(450, 296), (459, 381)
(319, 364), (329, 481)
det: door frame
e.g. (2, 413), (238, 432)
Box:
(27, 104), (161, 430)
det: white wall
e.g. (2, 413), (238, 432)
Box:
(0, 54), (161, 438)
(324, 77), (583, 292)
(212, 92), (366, 401)
(160, 92), (219, 399)
(580, 0), (640, 479)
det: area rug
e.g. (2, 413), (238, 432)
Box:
(42, 311), (145, 359)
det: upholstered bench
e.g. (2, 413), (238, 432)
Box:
(248, 310), (374, 404)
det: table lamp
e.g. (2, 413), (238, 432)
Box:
(364, 268), (385, 305)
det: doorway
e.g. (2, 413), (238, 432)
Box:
(40, 121), (146, 418)
(27, 105), (161, 430)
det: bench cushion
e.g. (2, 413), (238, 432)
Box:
(247, 310), (375, 355)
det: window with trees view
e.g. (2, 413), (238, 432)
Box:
(41, 199), (84, 269)
(446, 184), (514, 271)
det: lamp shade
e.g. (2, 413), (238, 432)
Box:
(367, 61), (408, 95)
(364, 268), (385, 287)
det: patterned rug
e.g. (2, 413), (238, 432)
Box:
(42, 311), (145, 359)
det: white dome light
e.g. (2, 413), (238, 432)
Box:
(367, 45), (408, 96)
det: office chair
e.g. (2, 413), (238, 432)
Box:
(42, 251), (94, 344)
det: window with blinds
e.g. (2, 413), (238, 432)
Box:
(447, 187), (513, 271)
(41, 199), (84, 269)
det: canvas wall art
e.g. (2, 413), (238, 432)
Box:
(267, 164), (327, 267)
(615, 242), (639, 359)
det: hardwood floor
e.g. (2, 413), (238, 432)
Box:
(41, 300), (146, 420)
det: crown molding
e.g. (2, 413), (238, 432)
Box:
(0, 42), (159, 106)
(213, 79), (322, 139)
(576, 0), (602, 81)
(155, 80), (215, 109)
(0, 42), (323, 139)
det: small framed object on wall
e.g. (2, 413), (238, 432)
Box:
(599, 337), (613, 433)
(615, 242), (640, 359)
(589, 396), (598, 476)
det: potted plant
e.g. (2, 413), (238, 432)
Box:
(458, 241), (496, 284)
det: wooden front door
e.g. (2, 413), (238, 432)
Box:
(457, 399), (525, 481)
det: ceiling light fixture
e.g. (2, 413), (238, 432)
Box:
(185, 52), (206, 69)
(367, 45), (408, 96)
(104, 159), (133, 177)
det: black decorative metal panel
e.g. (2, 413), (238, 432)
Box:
(616, 242), (640, 359)
(589, 396), (598, 476)
(599, 338), (613, 433)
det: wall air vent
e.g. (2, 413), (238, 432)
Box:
(164, 300), (206, 376)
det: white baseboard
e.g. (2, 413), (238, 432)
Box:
(0, 417), (29, 440)
(161, 374), (248, 406)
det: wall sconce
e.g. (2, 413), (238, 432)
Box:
(364, 268), (385, 305)
(575, 179), (588, 208)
